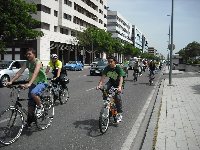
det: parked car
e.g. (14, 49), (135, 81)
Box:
(64, 61), (84, 71)
(0, 60), (29, 87)
(90, 61), (108, 76)
(90, 58), (107, 67)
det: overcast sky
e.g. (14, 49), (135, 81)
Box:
(107, 0), (200, 57)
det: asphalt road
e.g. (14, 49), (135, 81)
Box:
(0, 67), (162, 150)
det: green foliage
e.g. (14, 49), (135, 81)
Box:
(77, 27), (112, 53)
(178, 41), (200, 63)
(141, 52), (160, 60)
(0, 0), (43, 49)
(78, 27), (143, 57)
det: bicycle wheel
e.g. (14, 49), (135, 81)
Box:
(99, 107), (110, 134)
(60, 87), (69, 104)
(0, 107), (24, 146)
(36, 94), (54, 130)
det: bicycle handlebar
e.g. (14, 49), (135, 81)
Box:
(7, 84), (22, 89)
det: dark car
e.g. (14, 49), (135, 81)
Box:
(90, 61), (107, 76)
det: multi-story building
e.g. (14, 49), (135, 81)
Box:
(131, 25), (143, 51)
(1, 0), (108, 65)
(148, 47), (157, 56)
(142, 35), (148, 53)
(107, 10), (132, 62)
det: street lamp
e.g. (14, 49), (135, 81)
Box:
(167, 15), (171, 70)
(169, 0), (174, 85)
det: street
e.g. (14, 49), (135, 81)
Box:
(0, 68), (162, 150)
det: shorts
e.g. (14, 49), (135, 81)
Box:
(28, 82), (48, 107)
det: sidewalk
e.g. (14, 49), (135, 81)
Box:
(155, 75), (200, 149)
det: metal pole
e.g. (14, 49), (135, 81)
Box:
(169, 0), (174, 85)
(168, 25), (170, 70)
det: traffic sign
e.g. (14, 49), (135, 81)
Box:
(168, 44), (175, 50)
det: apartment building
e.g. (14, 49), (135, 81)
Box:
(131, 25), (149, 53)
(131, 25), (142, 50)
(107, 10), (132, 44)
(107, 10), (132, 62)
(142, 35), (148, 53)
(1, 0), (108, 65)
(148, 47), (157, 55)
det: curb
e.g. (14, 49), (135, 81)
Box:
(121, 73), (163, 150)
(140, 79), (165, 150)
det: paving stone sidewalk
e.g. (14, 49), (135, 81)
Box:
(155, 76), (200, 150)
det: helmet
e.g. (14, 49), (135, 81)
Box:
(51, 54), (58, 59)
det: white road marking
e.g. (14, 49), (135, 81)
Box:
(86, 87), (96, 92)
(121, 88), (155, 150)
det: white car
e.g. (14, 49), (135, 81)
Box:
(0, 60), (29, 87)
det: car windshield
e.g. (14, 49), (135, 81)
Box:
(68, 61), (76, 64)
(97, 61), (107, 66)
(0, 61), (12, 69)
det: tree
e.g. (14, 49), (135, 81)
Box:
(178, 41), (200, 63)
(0, 0), (43, 51)
(77, 27), (114, 54)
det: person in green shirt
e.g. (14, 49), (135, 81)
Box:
(96, 56), (125, 123)
(7, 48), (48, 127)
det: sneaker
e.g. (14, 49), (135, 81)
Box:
(35, 105), (44, 117)
(116, 114), (123, 123)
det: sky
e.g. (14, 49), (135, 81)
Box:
(107, 0), (200, 57)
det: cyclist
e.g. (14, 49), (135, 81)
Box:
(45, 54), (62, 80)
(133, 59), (140, 81)
(149, 60), (156, 76)
(122, 58), (129, 77)
(96, 56), (124, 123)
(6, 48), (48, 127)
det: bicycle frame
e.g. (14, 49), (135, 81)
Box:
(10, 86), (29, 115)
(101, 87), (118, 117)
(0, 84), (55, 145)
(98, 86), (119, 133)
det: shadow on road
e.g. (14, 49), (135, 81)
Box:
(191, 84), (200, 95)
(73, 119), (103, 137)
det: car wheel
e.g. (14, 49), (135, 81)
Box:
(0, 75), (10, 87)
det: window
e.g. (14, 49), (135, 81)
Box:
(99, 19), (103, 24)
(60, 28), (69, 35)
(64, 13), (72, 21)
(54, 26), (58, 32)
(54, 10), (58, 17)
(64, 0), (72, 7)
(37, 4), (51, 14)
(107, 15), (116, 19)
(71, 31), (76, 37)
(41, 22), (50, 30)
(99, 9), (103, 14)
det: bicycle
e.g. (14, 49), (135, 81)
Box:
(133, 69), (139, 82)
(0, 85), (54, 146)
(122, 66), (129, 78)
(149, 70), (155, 85)
(48, 78), (69, 105)
(98, 86), (119, 134)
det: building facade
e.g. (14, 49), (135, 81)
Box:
(148, 47), (157, 56)
(107, 10), (132, 62)
(131, 25), (142, 51)
(1, 0), (108, 65)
